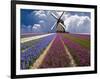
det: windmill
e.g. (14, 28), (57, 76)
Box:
(51, 11), (66, 33)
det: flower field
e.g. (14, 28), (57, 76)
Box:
(60, 33), (90, 66)
(20, 33), (90, 69)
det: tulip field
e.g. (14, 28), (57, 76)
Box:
(20, 33), (90, 69)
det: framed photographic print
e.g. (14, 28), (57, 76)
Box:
(11, 0), (97, 78)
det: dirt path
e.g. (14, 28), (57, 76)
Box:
(31, 35), (56, 69)
(60, 36), (76, 67)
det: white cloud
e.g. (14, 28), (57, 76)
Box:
(34, 10), (47, 19)
(33, 10), (56, 22)
(21, 24), (26, 28)
(64, 14), (91, 33)
(32, 24), (41, 29)
(21, 24), (26, 33)
(39, 20), (46, 28)
(27, 25), (32, 29)
(39, 20), (45, 24)
(32, 24), (41, 32)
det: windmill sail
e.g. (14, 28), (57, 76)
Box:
(51, 21), (57, 30)
(57, 12), (64, 20)
(51, 13), (58, 20)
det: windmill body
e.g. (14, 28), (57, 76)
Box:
(56, 19), (65, 32)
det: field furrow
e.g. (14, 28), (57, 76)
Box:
(39, 34), (71, 68)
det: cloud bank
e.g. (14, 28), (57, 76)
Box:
(64, 14), (90, 34)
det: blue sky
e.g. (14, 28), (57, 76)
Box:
(21, 9), (91, 34)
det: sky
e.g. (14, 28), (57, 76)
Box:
(21, 9), (91, 34)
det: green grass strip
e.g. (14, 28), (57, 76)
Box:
(63, 34), (90, 49)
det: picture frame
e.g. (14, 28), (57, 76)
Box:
(11, 0), (97, 78)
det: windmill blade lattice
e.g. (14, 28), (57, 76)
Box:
(51, 21), (57, 30)
(51, 13), (58, 20)
(57, 12), (64, 21)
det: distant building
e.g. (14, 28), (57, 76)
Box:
(56, 19), (65, 32)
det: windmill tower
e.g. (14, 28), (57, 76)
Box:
(51, 12), (66, 32)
